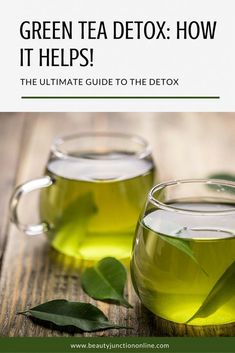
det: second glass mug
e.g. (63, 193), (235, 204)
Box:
(131, 179), (235, 326)
(10, 132), (156, 261)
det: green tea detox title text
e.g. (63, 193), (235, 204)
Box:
(20, 20), (217, 67)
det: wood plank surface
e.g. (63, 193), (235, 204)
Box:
(0, 114), (26, 259)
(0, 113), (235, 337)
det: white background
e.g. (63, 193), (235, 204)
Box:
(0, 0), (235, 111)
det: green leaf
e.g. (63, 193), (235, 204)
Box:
(52, 193), (97, 258)
(143, 218), (207, 275)
(159, 234), (208, 276)
(208, 173), (235, 194)
(209, 173), (235, 183)
(81, 257), (132, 308)
(187, 260), (235, 323)
(18, 300), (127, 332)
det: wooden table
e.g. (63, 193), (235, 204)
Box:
(0, 112), (235, 337)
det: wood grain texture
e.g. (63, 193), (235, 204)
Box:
(0, 113), (235, 337)
(0, 113), (26, 258)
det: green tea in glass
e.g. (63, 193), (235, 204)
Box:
(131, 179), (235, 326)
(10, 133), (156, 261)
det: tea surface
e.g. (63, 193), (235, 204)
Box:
(131, 202), (235, 325)
(40, 152), (155, 261)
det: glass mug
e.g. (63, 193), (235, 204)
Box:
(131, 179), (235, 326)
(10, 133), (156, 261)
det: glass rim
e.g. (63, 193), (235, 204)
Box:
(51, 132), (152, 161)
(149, 178), (235, 215)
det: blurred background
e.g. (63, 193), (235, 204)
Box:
(0, 112), (235, 337)
(1, 112), (235, 184)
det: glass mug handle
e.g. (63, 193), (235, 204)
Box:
(10, 176), (54, 236)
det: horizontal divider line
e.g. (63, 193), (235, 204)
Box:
(21, 96), (220, 100)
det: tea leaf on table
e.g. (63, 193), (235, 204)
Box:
(187, 260), (235, 323)
(18, 300), (127, 332)
(81, 257), (132, 308)
(208, 173), (235, 194)
(52, 193), (97, 258)
(159, 234), (208, 276)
